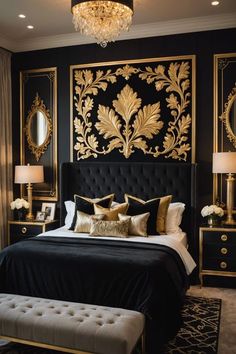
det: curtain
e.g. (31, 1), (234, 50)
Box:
(0, 48), (13, 249)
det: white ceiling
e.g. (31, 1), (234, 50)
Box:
(0, 0), (236, 52)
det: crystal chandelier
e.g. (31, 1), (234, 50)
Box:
(71, 0), (133, 48)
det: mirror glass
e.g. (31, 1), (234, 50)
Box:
(229, 94), (236, 135)
(30, 110), (48, 146)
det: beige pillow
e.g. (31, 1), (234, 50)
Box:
(124, 194), (172, 234)
(118, 212), (150, 237)
(94, 203), (128, 221)
(74, 211), (105, 233)
(90, 220), (129, 238)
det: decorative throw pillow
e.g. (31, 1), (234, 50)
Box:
(118, 212), (150, 237)
(94, 203), (128, 221)
(74, 210), (105, 233)
(125, 194), (172, 234)
(69, 194), (114, 230)
(166, 202), (185, 234)
(90, 220), (129, 238)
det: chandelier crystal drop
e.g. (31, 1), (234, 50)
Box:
(71, 0), (133, 48)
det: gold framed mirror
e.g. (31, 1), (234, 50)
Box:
(20, 67), (58, 201)
(220, 85), (236, 148)
(25, 93), (53, 161)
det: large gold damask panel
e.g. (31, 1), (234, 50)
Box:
(213, 53), (236, 203)
(70, 56), (196, 162)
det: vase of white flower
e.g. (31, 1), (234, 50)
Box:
(201, 204), (224, 227)
(10, 198), (30, 221)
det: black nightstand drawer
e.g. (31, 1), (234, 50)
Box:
(203, 243), (236, 258)
(203, 257), (236, 272)
(10, 223), (43, 237)
(203, 230), (236, 245)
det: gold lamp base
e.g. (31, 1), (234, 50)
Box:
(26, 183), (34, 221)
(224, 173), (236, 225)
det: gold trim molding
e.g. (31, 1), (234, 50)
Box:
(70, 56), (196, 162)
(20, 67), (58, 201)
(213, 53), (236, 204)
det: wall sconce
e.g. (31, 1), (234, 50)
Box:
(213, 152), (236, 224)
(14, 164), (44, 220)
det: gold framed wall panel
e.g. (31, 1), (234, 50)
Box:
(213, 53), (236, 205)
(70, 55), (196, 163)
(20, 67), (58, 201)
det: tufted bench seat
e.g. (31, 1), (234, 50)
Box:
(0, 294), (145, 354)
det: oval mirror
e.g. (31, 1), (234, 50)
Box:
(25, 93), (53, 161)
(30, 110), (48, 146)
(221, 87), (236, 148)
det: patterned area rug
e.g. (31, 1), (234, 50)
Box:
(0, 296), (221, 354)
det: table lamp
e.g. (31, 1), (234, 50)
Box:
(213, 152), (236, 224)
(15, 164), (44, 220)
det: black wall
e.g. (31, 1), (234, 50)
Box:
(11, 28), (236, 213)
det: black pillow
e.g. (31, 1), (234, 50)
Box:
(69, 195), (114, 230)
(127, 198), (160, 235)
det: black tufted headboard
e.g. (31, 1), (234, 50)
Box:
(60, 162), (197, 253)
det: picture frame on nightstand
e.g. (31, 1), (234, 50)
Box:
(41, 202), (56, 221)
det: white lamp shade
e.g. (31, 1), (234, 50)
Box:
(213, 152), (236, 174)
(15, 165), (44, 184)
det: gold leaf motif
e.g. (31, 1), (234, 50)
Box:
(132, 103), (162, 139)
(96, 106), (122, 140)
(113, 84), (141, 123)
(115, 65), (140, 80)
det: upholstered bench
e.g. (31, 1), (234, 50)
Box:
(0, 293), (145, 354)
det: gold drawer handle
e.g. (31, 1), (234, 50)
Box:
(221, 248), (228, 255)
(221, 234), (228, 242)
(220, 261), (227, 269)
(21, 227), (27, 234)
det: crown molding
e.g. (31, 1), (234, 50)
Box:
(4, 12), (236, 53)
(0, 34), (14, 52)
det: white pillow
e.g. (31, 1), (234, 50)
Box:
(64, 201), (75, 228)
(166, 202), (185, 234)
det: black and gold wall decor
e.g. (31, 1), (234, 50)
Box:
(71, 56), (196, 163)
(20, 67), (58, 201)
(213, 53), (236, 203)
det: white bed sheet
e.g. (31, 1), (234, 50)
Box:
(37, 227), (196, 275)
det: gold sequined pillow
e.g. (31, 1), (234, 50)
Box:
(74, 210), (105, 233)
(90, 220), (129, 238)
(124, 194), (172, 234)
(118, 212), (150, 237)
(93, 203), (128, 221)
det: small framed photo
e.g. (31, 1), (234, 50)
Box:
(41, 203), (56, 221)
(36, 211), (46, 222)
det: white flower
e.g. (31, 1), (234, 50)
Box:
(10, 198), (29, 210)
(201, 204), (224, 218)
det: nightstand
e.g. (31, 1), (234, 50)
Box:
(199, 226), (236, 287)
(8, 220), (60, 245)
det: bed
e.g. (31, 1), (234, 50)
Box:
(0, 162), (197, 354)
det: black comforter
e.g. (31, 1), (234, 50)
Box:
(0, 236), (188, 353)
